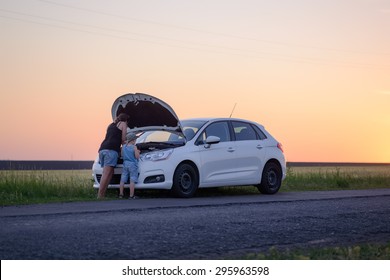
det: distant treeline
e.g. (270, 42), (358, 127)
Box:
(0, 161), (94, 170)
(0, 160), (388, 170)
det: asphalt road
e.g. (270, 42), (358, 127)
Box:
(1, 189), (390, 259)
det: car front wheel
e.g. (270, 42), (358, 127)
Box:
(172, 163), (198, 198)
(257, 162), (282, 194)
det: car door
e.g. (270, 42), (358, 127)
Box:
(196, 121), (240, 187)
(230, 121), (267, 184)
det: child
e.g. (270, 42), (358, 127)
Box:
(119, 132), (140, 199)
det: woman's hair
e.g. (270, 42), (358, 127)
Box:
(114, 113), (130, 124)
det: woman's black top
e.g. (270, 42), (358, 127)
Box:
(98, 122), (122, 154)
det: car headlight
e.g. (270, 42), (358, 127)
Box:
(140, 149), (173, 162)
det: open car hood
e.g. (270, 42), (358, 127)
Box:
(112, 93), (183, 136)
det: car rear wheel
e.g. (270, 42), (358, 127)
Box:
(172, 163), (198, 198)
(257, 161), (282, 194)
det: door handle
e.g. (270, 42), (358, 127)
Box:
(227, 147), (235, 152)
(256, 145), (263, 150)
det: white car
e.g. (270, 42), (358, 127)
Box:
(92, 93), (286, 198)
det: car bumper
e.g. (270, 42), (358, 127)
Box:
(92, 160), (174, 190)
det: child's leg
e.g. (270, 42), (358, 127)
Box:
(129, 163), (138, 198)
(129, 182), (135, 198)
(119, 182), (124, 197)
(119, 165), (130, 197)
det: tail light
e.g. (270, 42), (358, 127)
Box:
(277, 142), (284, 153)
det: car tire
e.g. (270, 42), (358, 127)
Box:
(257, 161), (282, 194)
(172, 163), (199, 198)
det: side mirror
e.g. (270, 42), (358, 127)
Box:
(204, 136), (220, 148)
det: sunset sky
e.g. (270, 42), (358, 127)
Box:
(1, 0), (389, 162)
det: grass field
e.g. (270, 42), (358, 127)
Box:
(1, 165), (390, 206)
(0, 170), (96, 206)
(242, 243), (390, 260)
(283, 165), (390, 191)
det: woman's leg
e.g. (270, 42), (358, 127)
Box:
(98, 166), (114, 199)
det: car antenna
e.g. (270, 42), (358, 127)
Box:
(229, 103), (237, 118)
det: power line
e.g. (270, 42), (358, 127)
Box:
(37, 0), (390, 56)
(1, 9), (389, 70)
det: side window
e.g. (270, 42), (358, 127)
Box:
(197, 121), (231, 144)
(252, 124), (267, 140)
(232, 121), (257, 141)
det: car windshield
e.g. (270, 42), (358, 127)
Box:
(137, 120), (206, 143)
(137, 131), (180, 143)
(181, 120), (207, 141)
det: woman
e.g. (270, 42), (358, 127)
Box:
(97, 113), (129, 199)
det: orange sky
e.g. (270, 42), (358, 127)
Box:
(0, 0), (389, 162)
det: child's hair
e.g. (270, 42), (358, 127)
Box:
(125, 132), (137, 143)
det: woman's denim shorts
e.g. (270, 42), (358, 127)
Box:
(99, 149), (119, 167)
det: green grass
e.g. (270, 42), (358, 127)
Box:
(282, 165), (390, 191)
(0, 170), (97, 205)
(1, 165), (389, 206)
(241, 243), (390, 260)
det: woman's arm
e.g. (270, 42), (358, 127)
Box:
(119, 121), (127, 144)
